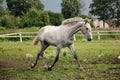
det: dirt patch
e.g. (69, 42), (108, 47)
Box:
(0, 59), (31, 80)
(114, 40), (120, 44)
(0, 59), (29, 68)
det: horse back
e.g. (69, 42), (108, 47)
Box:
(38, 26), (60, 40)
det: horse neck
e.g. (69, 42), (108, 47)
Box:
(65, 23), (83, 38)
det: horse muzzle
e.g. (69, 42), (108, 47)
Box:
(87, 38), (92, 41)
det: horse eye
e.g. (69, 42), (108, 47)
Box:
(86, 28), (88, 30)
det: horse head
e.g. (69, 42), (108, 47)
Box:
(81, 19), (93, 41)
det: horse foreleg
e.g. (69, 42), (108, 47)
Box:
(31, 50), (43, 68)
(68, 45), (85, 72)
(48, 47), (61, 71)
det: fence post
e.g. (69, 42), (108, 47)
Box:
(19, 32), (22, 42)
(97, 31), (100, 40)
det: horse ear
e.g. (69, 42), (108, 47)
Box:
(85, 19), (89, 24)
(84, 18), (91, 24)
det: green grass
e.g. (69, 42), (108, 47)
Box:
(0, 40), (120, 80)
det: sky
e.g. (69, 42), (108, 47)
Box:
(41, 0), (92, 15)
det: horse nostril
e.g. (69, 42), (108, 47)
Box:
(88, 38), (92, 41)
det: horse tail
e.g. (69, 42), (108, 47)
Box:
(32, 35), (39, 45)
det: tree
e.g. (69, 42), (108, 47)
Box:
(30, 0), (44, 10)
(61, 0), (81, 19)
(89, 0), (120, 27)
(6, 0), (44, 16)
(90, 0), (110, 27)
(113, 0), (120, 26)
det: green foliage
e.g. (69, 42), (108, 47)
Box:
(48, 11), (63, 26)
(30, 0), (44, 10)
(21, 7), (50, 28)
(0, 0), (3, 3)
(114, 0), (120, 26)
(6, 0), (44, 16)
(0, 26), (5, 31)
(78, 14), (92, 19)
(90, 20), (94, 28)
(61, 0), (81, 19)
(0, 0), (9, 17)
(90, 0), (110, 20)
(0, 15), (15, 28)
(0, 8), (9, 17)
(0, 15), (21, 29)
(0, 7), (4, 17)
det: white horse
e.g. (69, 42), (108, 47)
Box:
(31, 17), (93, 71)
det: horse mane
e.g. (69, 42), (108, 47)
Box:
(62, 17), (84, 25)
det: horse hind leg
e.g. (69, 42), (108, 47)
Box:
(31, 41), (49, 68)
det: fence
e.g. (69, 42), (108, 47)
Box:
(95, 31), (120, 40)
(76, 30), (120, 40)
(0, 31), (120, 42)
(0, 32), (37, 42)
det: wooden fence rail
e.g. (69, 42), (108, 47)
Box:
(0, 31), (120, 42)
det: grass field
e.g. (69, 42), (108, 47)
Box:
(0, 40), (120, 80)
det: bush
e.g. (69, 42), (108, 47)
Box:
(0, 15), (21, 29)
(0, 26), (5, 31)
(0, 15), (15, 28)
(0, 7), (9, 17)
(20, 7), (50, 28)
(48, 11), (63, 26)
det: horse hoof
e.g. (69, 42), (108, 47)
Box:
(48, 66), (52, 71)
(48, 68), (52, 71)
(31, 63), (35, 68)
(80, 68), (85, 72)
